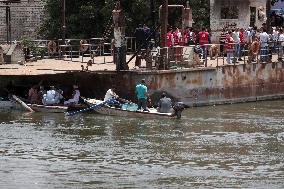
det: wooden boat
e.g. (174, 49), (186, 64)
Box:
(0, 97), (87, 113)
(83, 98), (185, 119)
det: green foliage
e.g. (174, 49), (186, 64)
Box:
(21, 37), (36, 52)
(39, 0), (210, 39)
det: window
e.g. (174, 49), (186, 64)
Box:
(221, 6), (239, 19)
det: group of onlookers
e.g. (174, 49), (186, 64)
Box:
(224, 26), (284, 64)
(163, 25), (284, 64)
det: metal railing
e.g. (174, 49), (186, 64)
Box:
(158, 41), (284, 69)
(24, 37), (137, 62)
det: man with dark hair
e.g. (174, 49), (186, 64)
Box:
(259, 27), (269, 63)
(188, 27), (196, 45)
(224, 30), (235, 64)
(135, 24), (146, 49)
(197, 27), (209, 60)
(135, 79), (149, 111)
(157, 92), (173, 113)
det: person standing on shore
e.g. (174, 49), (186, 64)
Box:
(225, 31), (235, 64)
(135, 79), (149, 111)
(197, 28), (209, 60)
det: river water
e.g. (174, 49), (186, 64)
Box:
(0, 100), (283, 189)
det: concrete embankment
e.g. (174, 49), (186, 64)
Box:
(0, 59), (283, 106)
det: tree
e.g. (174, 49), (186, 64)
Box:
(39, 0), (210, 39)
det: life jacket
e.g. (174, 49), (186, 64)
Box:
(198, 31), (209, 45)
(178, 35), (185, 46)
(166, 32), (173, 47)
(173, 32), (180, 46)
(184, 32), (189, 45)
(239, 31), (245, 43)
(225, 35), (234, 50)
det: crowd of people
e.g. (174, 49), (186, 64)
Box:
(139, 23), (284, 65)
(28, 84), (80, 106)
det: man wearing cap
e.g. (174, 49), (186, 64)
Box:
(157, 92), (173, 113)
(135, 79), (149, 111)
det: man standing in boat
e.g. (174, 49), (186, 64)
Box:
(135, 79), (149, 112)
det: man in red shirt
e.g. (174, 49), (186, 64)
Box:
(224, 31), (235, 64)
(239, 28), (245, 61)
(166, 28), (174, 47)
(198, 28), (209, 60)
(173, 27), (181, 46)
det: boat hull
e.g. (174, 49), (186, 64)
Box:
(28, 104), (68, 113)
(85, 99), (178, 119)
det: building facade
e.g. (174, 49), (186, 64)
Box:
(210, 0), (267, 43)
(0, 0), (45, 42)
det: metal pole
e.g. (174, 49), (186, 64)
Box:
(62, 0), (66, 44)
(61, 0), (66, 58)
(5, 3), (8, 44)
(8, 5), (11, 43)
(150, 0), (157, 47)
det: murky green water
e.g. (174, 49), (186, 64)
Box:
(0, 100), (283, 189)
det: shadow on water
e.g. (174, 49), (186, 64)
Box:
(0, 100), (283, 188)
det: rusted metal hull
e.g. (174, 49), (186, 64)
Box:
(0, 62), (283, 107)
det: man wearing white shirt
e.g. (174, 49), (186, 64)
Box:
(278, 29), (284, 61)
(232, 29), (240, 62)
(259, 28), (269, 63)
(272, 27), (279, 53)
(104, 87), (119, 102)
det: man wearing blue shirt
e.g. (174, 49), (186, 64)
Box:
(135, 79), (149, 111)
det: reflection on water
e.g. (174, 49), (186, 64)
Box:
(0, 100), (283, 188)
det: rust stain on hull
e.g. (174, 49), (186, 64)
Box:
(0, 62), (284, 106)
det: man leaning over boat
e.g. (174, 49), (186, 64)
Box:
(104, 86), (121, 108)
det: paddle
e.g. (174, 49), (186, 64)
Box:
(11, 94), (34, 112)
(66, 98), (114, 116)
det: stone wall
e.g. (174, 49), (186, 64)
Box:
(210, 0), (267, 43)
(0, 0), (45, 42)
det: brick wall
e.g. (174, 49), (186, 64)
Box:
(0, 0), (45, 42)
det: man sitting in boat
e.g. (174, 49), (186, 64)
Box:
(28, 85), (39, 104)
(42, 86), (63, 105)
(38, 85), (46, 104)
(157, 92), (174, 113)
(64, 85), (80, 105)
(104, 87), (121, 107)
